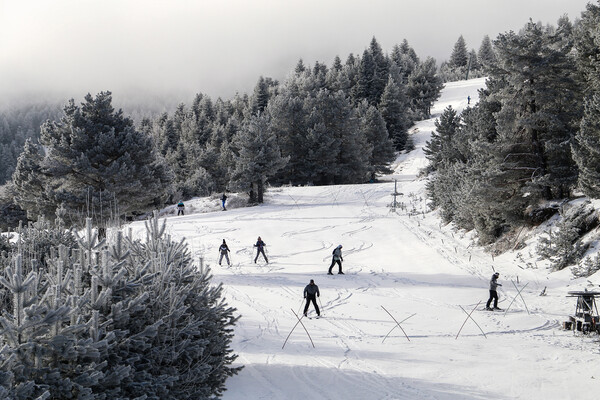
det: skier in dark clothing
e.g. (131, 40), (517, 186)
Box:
(218, 239), (231, 266)
(177, 201), (185, 216)
(328, 245), (344, 275)
(254, 236), (268, 263)
(303, 279), (320, 317)
(486, 272), (502, 310)
(221, 193), (227, 211)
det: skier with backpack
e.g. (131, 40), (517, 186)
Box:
(254, 236), (268, 264)
(486, 272), (502, 310)
(328, 245), (344, 275)
(303, 279), (320, 318)
(177, 200), (185, 216)
(218, 239), (231, 266)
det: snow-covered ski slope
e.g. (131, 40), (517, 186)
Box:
(130, 77), (600, 400)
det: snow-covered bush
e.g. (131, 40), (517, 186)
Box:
(0, 213), (241, 399)
(537, 202), (599, 270)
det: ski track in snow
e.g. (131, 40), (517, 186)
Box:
(127, 78), (600, 400)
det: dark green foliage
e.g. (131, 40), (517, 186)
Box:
(427, 16), (586, 244)
(449, 35), (469, 68)
(573, 2), (600, 94)
(537, 202), (598, 270)
(424, 106), (462, 172)
(478, 35), (497, 71)
(572, 3), (600, 199)
(229, 114), (288, 202)
(0, 183), (27, 231)
(11, 92), (172, 226)
(407, 57), (444, 118)
(379, 77), (412, 150)
(572, 94), (600, 198)
(0, 102), (62, 186)
(0, 215), (241, 399)
(356, 102), (395, 179)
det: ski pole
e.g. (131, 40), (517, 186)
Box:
(318, 297), (324, 316)
(297, 298), (305, 316)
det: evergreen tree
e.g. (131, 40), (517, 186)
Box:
(573, 3), (600, 198)
(251, 76), (271, 115)
(12, 92), (173, 226)
(355, 49), (375, 105)
(369, 37), (390, 106)
(449, 35), (469, 68)
(407, 57), (443, 118)
(574, 2), (600, 94)
(230, 114), (288, 202)
(572, 93), (600, 198)
(294, 59), (306, 75)
(0, 215), (241, 399)
(379, 76), (412, 150)
(478, 35), (497, 71)
(356, 102), (395, 179)
(424, 106), (462, 172)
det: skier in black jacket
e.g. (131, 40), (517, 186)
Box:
(303, 279), (320, 317)
(218, 239), (231, 266)
(254, 236), (268, 263)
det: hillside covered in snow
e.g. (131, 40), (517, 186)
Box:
(130, 77), (600, 400)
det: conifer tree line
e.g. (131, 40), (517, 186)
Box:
(425, 4), (600, 248)
(0, 213), (240, 399)
(438, 34), (498, 82)
(141, 37), (443, 202)
(2, 37), (443, 228)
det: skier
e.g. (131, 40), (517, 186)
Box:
(328, 245), (344, 275)
(254, 236), (268, 263)
(467, 95), (471, 105)
(218, 239), (231, 266)
(303, 279), (320, 317)
(177, 200), (185, 216)
(221, 193), (227, 211)
(486, 272), (502, 310)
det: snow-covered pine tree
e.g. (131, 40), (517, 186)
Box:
(379, 76), (412, 150)
(11, 92), (172, 227)
(449, 35), (469, 69)
(572, 93), (600, 198)
(230, 114), (288, 202)
(356, 101), (395, 180)
(478, 35), (497, 71)
(0, 214), (241, 399)
(572, 3), (600, 198)
(424, 105), (462, 172)
(407, 57), (443, 119)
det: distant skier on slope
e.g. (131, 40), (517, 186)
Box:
(221, 193), (228, 211)
(328, 245), (344, 275)
(486, 272), (502, 310)
(177, 200), (185, 216)
(303, 279), (320, 317)
(254, 236), (268, 263)
(218, 239), (231, 266)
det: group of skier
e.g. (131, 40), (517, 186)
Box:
(216, 230), (501, 318)
(217, 236), (270, 266)
(175, 193), (228, 216)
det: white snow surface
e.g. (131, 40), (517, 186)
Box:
(128, 77), (600, 400)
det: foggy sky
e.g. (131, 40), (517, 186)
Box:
(0, 0), (592, 105)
